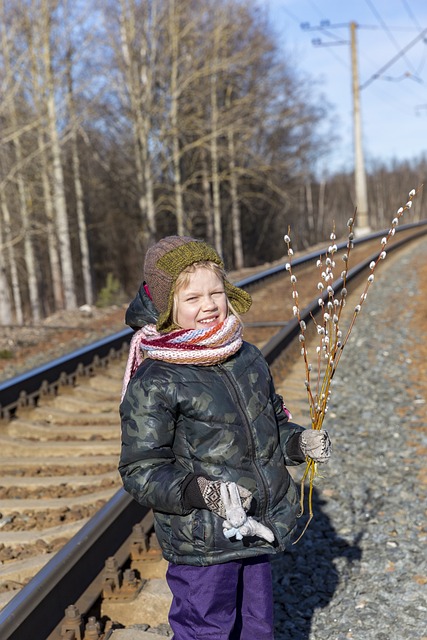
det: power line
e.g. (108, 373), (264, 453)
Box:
(400, 0), (427, 76)
(301, 19), (427, 91)
(401, 0), (424, 31)
(364, 0), (421, 79)
(360, 27), (427, 90)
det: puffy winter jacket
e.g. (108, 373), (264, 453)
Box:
(119, 321), (306, 565)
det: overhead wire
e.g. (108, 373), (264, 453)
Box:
(272, 0), (427, 139)
(360, 26), (427, 90)
(401, 0), (424, 31)
(400, 0), (427, 77)
(364, 0), (422, 81)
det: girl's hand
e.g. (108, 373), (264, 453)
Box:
(196, 477), (252, 520)
(300, 429), (332, 463)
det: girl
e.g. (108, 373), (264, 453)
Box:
(119, 235), (331, 640)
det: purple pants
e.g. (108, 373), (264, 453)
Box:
(166, 555), (274, 640)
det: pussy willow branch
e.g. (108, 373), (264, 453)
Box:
(284, 185), (423, 543)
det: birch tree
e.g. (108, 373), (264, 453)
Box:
(116, 0), (159, 245)
(40, 0), (77, 309)
(0, 2), (41, 322)
(0, 215), (13, 324)
(0, 196), (19, 324)
(65, 45), (93, 305)
(26, 13), (64, 312)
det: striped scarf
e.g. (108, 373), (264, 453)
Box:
(121, 315), (243, 401)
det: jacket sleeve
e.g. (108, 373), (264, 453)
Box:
(119, 365), (192, 515)
(271, 386), (306, 465)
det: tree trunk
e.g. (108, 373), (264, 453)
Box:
(39, 134), (64, 311)
(169, 0), (185, 235)
(119, 0), (157, 246)
(0, 232), (12, 325)
(227, 126), (243, 269)
(0, 198), (19, 324)
(210, 70), (222, 255)
(28, 23), (63, 313)
(66, 49), (93, 305)
(201, 149), (214, 244)
(318, 179), (326, 236)
(41, 0), (77, 310)
(0, 8), (41, 322)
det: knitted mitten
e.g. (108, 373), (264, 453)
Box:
(196, 478), (252, 526)
(300, 429), (332, 463)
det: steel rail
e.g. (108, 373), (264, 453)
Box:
(235, 220), (427, 289)
(0, 490), (148, 640)
(1, 220), (426, 420)
(261, 222), (427, 364)
(0, 221), (426, 639)
(0, 329), (133, 420)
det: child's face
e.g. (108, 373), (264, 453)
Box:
(175, 267), (228, 330)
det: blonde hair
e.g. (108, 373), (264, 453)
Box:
(173, 261), (241, 325)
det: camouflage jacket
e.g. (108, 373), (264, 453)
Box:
(119, 336), (306, 566)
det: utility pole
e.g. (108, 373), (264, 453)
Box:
(350, 22), (370, 234)
(301, 20), (371, 234)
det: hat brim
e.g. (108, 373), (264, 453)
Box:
(224, 281), (252, 314)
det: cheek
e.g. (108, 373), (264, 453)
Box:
(176, 305), (197, 329)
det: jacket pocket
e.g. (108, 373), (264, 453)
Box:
(163, 510), (207, 556)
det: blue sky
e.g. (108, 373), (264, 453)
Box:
(265, 0), (427, 173)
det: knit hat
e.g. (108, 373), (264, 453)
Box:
(144, 236), (252, 332)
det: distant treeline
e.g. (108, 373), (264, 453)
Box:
(0, 0), (425, 323)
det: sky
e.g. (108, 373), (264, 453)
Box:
(265, 0), (427, 173)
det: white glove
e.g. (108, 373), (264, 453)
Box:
(300, 429), (332, 463)
(220, 483), (275, 543)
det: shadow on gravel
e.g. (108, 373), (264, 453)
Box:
(272, 487), (362, 640)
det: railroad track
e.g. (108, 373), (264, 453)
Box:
(0, 222), (426, 640)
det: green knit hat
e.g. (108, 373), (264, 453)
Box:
(143, 236), (252, 332)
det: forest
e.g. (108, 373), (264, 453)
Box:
(0, 0), (425, 324)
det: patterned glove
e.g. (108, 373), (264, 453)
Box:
(221, 483), (275, 543)
(196, 478), (252, 527)
(300, 429), (332, 463)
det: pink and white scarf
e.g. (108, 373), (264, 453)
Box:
(121, 315), (243, 400)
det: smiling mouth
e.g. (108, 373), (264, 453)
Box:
(199, 317), (218, 324)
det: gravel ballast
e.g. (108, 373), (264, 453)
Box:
(271, 239), (426, 640)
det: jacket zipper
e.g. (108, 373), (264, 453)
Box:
(217, 364), (279, 540)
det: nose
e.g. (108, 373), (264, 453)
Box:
(202, 294), (218, 310)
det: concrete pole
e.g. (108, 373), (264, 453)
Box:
(350, 22), (370, 234)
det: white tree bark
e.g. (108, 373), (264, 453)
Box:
(0, 8), (41, 322)
(201, 149), (214, 245)
(210, 67), (222, 255)
(28, 21), (64, 312)
(0, 198), (18, 324)
(0, 227), (13, 325)
(168, 0), (185, 235)
(41, 0), (77, 309)
(66, 49), (93, 305)
(119, 0), (157, 244)
(227, 126), (243, 269)
(39, 134), (64, 311)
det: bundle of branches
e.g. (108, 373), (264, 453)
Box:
(284, 186), (422, 543)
